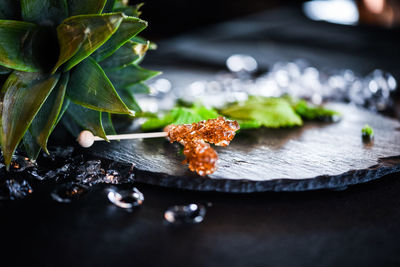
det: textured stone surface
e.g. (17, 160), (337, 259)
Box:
(91, 103), (400, 192)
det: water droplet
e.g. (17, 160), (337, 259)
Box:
(51, 183), (88, 203)
(107, 187), (144, 209)
(164, 204), (206, 224)
(0, 179), (33, 200)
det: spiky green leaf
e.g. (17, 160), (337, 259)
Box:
(53, 13), (124, 73)
(117, 88), (141, 112)
(113, 0), (128, 9)
(102, 112), (116, 135)
(21, 0), (68, 25)
(67, 57), (131, 114)
(28, 72), (69, 154)
(106, 64), (160, 89)
(0, 71), (60, 166)
(126, 82), (150, 94)
(23, 130), (42, 161)
(0, 20), (39, 72)
(94, 17), (147, 62)
(55, 98), (70, 126)
(66, 102), (107, 140)
(114, 2), (143, 17)
(67, 0), (107, 16)
(99, 41), (148, 69)
(103, 0), (116, 13)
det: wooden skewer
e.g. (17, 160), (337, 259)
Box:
(77, 130), (168, 148)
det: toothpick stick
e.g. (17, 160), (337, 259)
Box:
(77, 130), (168, 148)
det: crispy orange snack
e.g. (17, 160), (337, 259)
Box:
(166, 117), (240, 176)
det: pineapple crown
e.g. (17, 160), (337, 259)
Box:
(0, 0), (160, 167)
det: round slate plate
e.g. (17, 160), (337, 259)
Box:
(90, 103), (400, 192)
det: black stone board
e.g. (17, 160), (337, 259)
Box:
(90, 103), (400, 192)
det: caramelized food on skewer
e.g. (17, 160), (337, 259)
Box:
(182, 140), (218, 176)
(166, 117), (240, 176)
(78, 117), (240, 176)
(166, 116), (240, 146)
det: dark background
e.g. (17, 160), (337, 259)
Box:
(138, 0), (302, 39)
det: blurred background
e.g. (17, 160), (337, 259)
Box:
(139, 0), (400, 40)
(126, 0), (400, 118)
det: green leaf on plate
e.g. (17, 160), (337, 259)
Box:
(141, 114), (174, 132)
(142, 105), (220, 131)
(0, 20), (39, 72)
(99, 41), (149, 69)
(28, 72), (69, 154)
(67, 0), (107, 16)
(66, 101), (107, 140)
(67, 57), (131, 114)
(21, 0), (68, 25)
(0, 71), (60, 166)
(94, 16), (147, 62)
(53, 12), (124, 73)
(292, 99), (340, 121)
(361, 124), (374, 139)
(220, 96), (303, 129)
(106, 64), (160, 89)
(232, 119), (261, 130)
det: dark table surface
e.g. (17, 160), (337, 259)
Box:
(2, 6), (400, 267)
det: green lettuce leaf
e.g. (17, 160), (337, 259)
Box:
(142, 105), (220, 131)
(220, 96), (303, 129)
(291, 99), (340, 121)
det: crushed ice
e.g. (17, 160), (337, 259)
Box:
(164, 204), (207, 224)
(107, 187), (144, 209)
